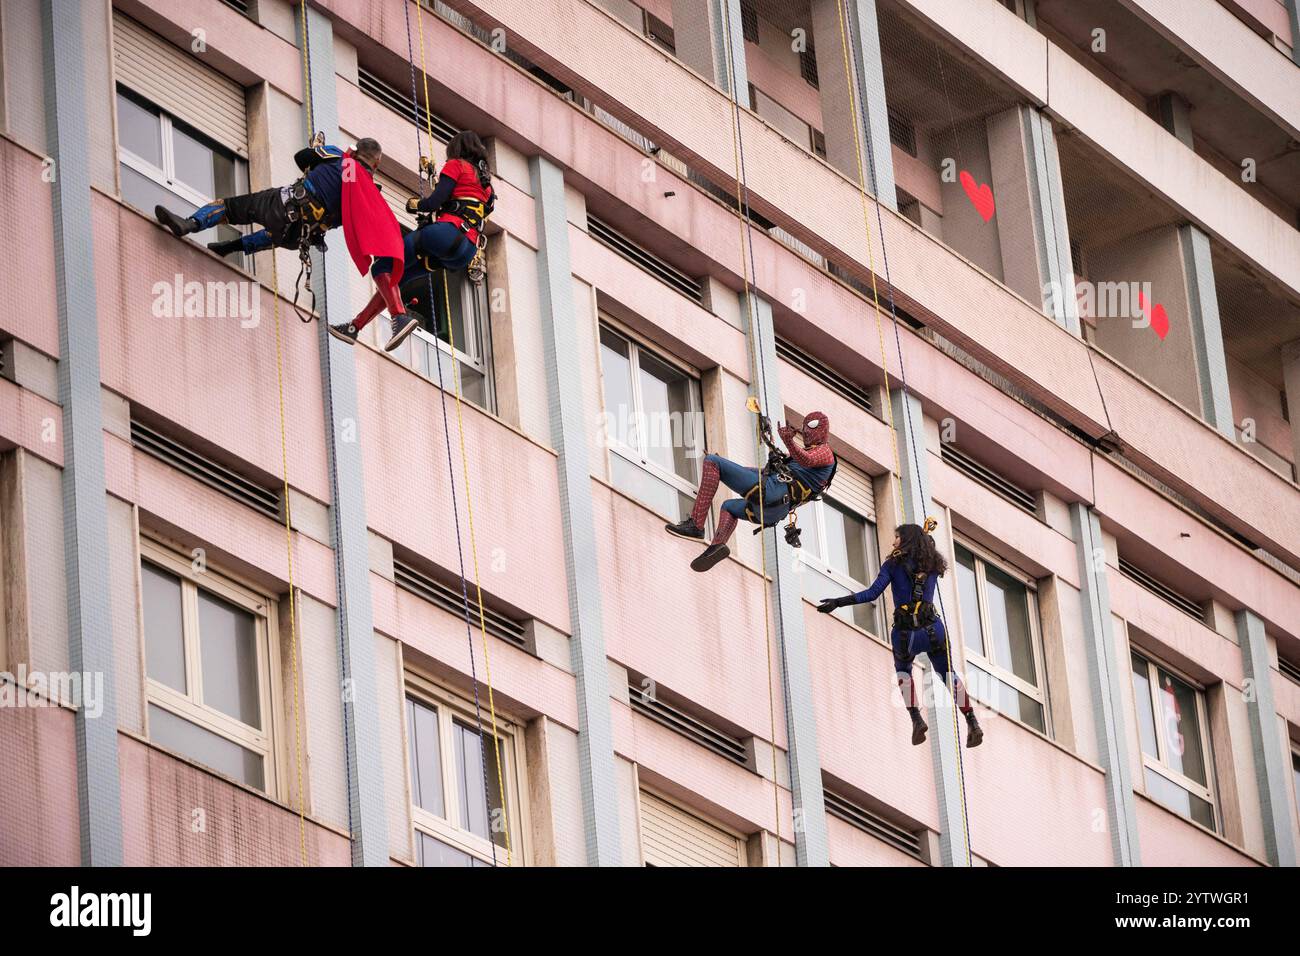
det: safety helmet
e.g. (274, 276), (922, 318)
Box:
(802, 411), (830, 445)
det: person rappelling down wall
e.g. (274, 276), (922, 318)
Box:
(365, 130), (498, 355)
(153, 136), (405, 333)
(666, 409), (836, 573)
(819, 521), (984, 749)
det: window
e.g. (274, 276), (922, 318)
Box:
(740, 0), (759, 43)
(405, 268), (496, 413)
(115, 87), (249, 262)
(405, 677), (525, 866)
(1130, 651), (1217, 831)
(598, 322), (705, 522)
(139, 540), (279, 793)
(954, 542), (1049, 733)
(799, 44), (819, 88)
(1292, 748), (1300, 831)
(644, 11), (675, 54)
(799, 499), (885, 638)
(639, 789), (745, 866)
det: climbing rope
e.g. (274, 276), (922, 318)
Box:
(294, 0), (359, 855)
(404, 0), (512, 866)
(719, 5), (790, 861)
(832, 0), (974, 865)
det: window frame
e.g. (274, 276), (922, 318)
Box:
(115, 86), (249, 248)
(796, 496), (886, 640)
(404, 671), (528, 867)
(1129, 648), (1219, 832)
(596, 317), (706, 513)
(383, 177), (496, 413)
(137, 537), (283, 797)
(952, 537), (1050, 735)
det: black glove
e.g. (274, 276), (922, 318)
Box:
(817, 595), (852, 614)
(405, 196), (422, 214)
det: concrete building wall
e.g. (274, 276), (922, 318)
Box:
(1, 0), (1296, 868)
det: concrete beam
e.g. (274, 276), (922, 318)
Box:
(529, 153), (623, 865)
(1235, 609), (1298, 867)
(744, 293), (830, 866)
(1071, 502), (1141, 865)
(889, 387), (970, 866)
(298, 2), (389, 867)
(42, 0), (123, 867)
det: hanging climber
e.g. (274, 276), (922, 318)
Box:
(152, 136), (406, 337)
(817, 520), (983, 749)
(376, 130), (497, 354)
(665, 409), (836, 573)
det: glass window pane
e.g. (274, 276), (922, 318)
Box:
(117, 92), (162, 167)
(966, 664), (1045, 732)
(955, 547), (984, 658)
(141, 562), (186, 694)
(1144, 767), (1214, 829)
(984, 564), (1037, 686)
(121, 163), (190, 218)
(454, 722), (507, 847)
(822, 503), (868, 583)
(172, 123), (216, 197)
(637, 350), (699, 484)
(417, 831), (476, 867)
(1130, 654), (1160, 759)
(406, 697), (445, 817)
(197, 590), (261, 729)
(148, 703), (264, 790)
(609, 452), (689, 522)
(1156, 669), (1207, 786)
(599, 327), (637, 451)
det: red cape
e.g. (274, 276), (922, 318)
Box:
(341, 151), (404, 282)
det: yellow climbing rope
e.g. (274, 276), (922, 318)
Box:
(832, 0), (973, 865)
(415, 1), (514, 865)
(720, 5), (787, 862)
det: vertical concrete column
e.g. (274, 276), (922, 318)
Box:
(41, 0), (122, 867)
(1235, 610), (1298, 867)
(298, 3), (389, 867)
(1071, 503), (1141, 866)
(744, 294), (829, 866)
(986, 106), (1079, 334)
(1179, 224), (1234, 437)
(888, 388), (969, 866)
(810, 0), (896, 208)
(1283, 341), (1300, 468)
(671, 0), (749, 106)
(529, 154), (623, 865)
(1151, 93), (1234, 438)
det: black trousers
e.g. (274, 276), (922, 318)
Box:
(221, 187), (302, 249)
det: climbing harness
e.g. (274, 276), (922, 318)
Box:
(740, 398), (837, 543)
(287, 130), (331, 323)
(404, 0), (512, 865)
(416, 155), (492, 286)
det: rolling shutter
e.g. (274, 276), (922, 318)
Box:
(112, 12), (248, 156)
(827, 460), (876, 523)
(639, 791), (745, 867)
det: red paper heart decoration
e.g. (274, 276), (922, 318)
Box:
(959, 170), (995, 222)
(1138, 290), (1169, 340)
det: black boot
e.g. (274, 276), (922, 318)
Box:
(328, 321), (359, 344)
(964, 709), (983, 748)
(207, 237), (244, 256)
(909, 708), (928, 746)
(665, 517), (704, 541)
(689, 543), (730, 572)
(155, 205), (200, 237)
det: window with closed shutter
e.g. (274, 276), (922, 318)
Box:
(639, 790), (745, 867)
(112, 12), (248, 157)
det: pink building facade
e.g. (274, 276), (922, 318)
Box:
(1, 0), (1298, 866)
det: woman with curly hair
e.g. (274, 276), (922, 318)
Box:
(819, 520), (983, 748)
